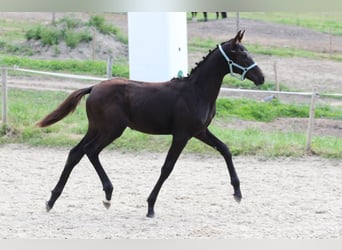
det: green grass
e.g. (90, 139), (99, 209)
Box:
(216, 98), (342, 122)
(240, 12), (342, 35)
(1, 88), (341, 158)
(0, 55), (129, 78)
(247, 44), (342, 61)
(187, 12), (342, 35)
(0, 18), (40, 43)
(202, 126), (342, 158)
(189, 38), (342, 62)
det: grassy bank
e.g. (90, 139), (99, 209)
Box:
(0, 14), (128, 55)
(1, 88), (341, 158)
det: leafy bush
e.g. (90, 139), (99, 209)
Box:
(87, 15), (127, 44)
(64, 29), (92, 48)
(40, 27), (62, 46)
(25, 25), (62, 46)
(58, 16), (83, 29)
(64, 30), (79, 48)
(25, 25), (43, 40)
(88, 15), (118, 35)
(24, 15), (126, 48)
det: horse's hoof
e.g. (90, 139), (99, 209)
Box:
(103, 200), (111, 209)
(146, 211), (155, 218)
(46, 201), (52, 212)
(233, 194), (242, 203)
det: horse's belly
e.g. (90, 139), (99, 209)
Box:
(127, 115), (172, 135)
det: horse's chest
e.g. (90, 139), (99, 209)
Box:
(200, 107), (215, 126)
(185, 103), (215, 130)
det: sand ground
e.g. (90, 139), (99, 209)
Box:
(0, 144), (341, 239)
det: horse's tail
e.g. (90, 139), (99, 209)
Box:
(36, 86), (93, 128)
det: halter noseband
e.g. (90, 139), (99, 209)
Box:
(218, 44), (258, 81)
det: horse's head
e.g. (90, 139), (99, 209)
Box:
(219, 30), (265, 85)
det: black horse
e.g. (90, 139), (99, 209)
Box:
(191, 12), (227, 21)
(37, 30), (264, 218)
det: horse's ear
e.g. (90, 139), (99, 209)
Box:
(233, 30), (244, 47)
(240, 30), (245, 42)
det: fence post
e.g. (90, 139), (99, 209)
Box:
(106, 55), (113, 79)
(236, 12), (240, 32)
(305, 87), (318, 153)
(51, 12), (56, 26)
(1, 67), (8, 125)
(329, 28), (333, 58)
(273, 61), (280, 98)
(92, 28), (96, 60)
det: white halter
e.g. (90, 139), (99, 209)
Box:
(218, 44), (258, 81)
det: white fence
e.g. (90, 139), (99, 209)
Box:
(1, 66), (341, 152)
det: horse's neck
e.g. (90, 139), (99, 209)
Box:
(191, 50), (228, 102)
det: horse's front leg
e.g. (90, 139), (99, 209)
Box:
(146, 135), (189, 218)
(195, 129), (242, 202)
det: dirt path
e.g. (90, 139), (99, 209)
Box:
(1, 144), (341, 239)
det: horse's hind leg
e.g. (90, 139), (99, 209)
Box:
(46, 133), (92, 212)
(83, 124), (126, 209)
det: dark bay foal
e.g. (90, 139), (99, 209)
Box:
(37, 30), (264, 218)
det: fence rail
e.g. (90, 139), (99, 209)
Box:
(1, 66), (341, 153)
(11, 66), (107, 81)
(220, 87), (342, 98)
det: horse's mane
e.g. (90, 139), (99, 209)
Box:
(170, 39), (233, 82)
(186, 40), (233, 79)
(187, 48), (216, 77)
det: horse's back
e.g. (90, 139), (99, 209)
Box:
(85, 78), (185, 133)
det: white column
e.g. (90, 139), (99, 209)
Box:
(128, 12), (188, 82)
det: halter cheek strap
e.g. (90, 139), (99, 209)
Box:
(218, 44), (257, 81)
